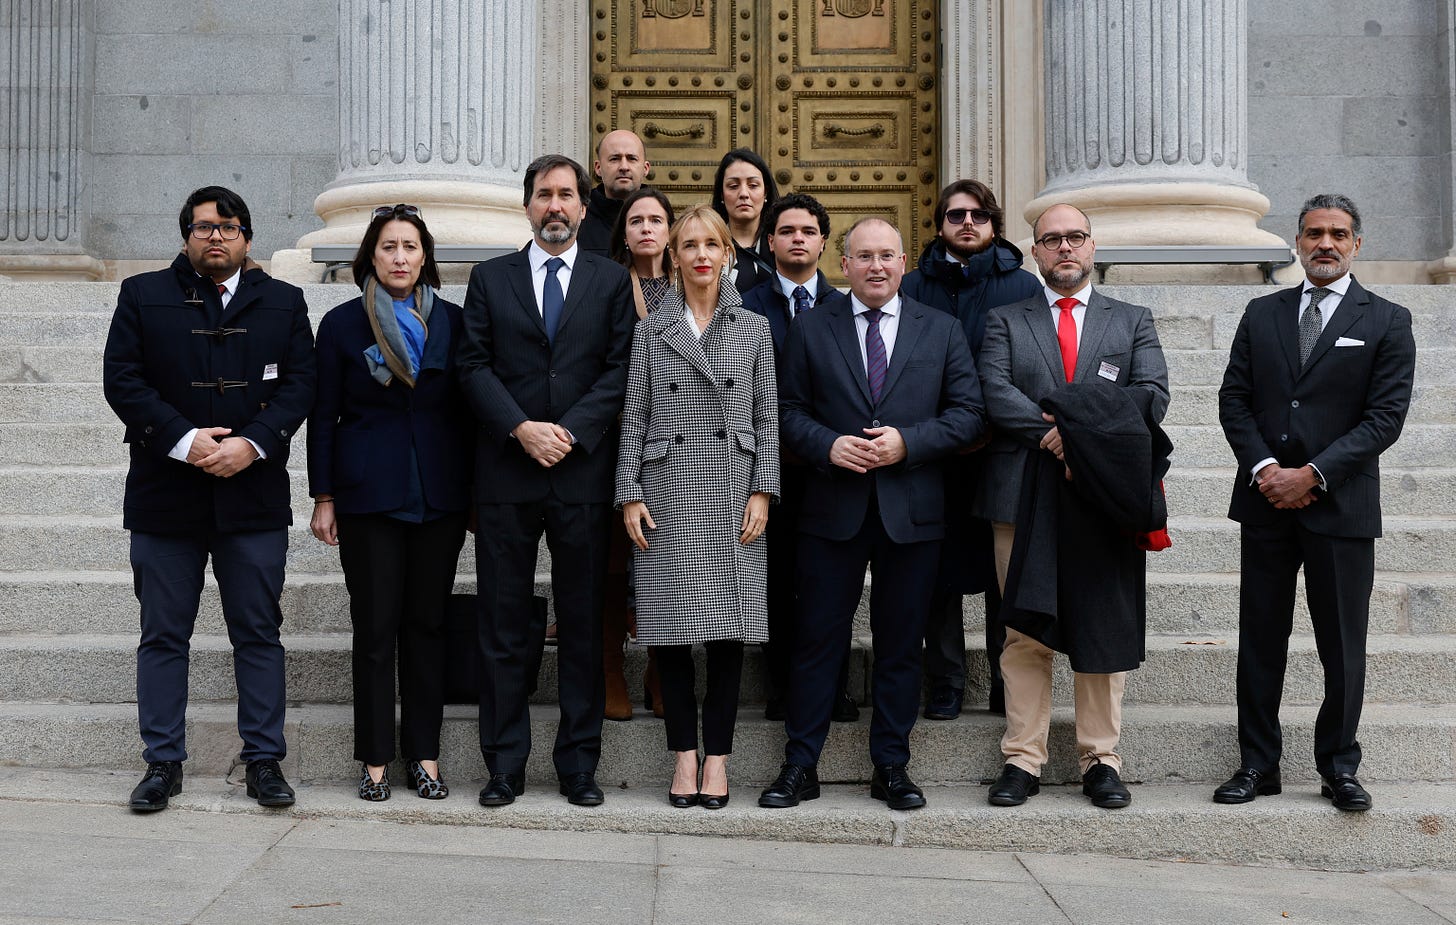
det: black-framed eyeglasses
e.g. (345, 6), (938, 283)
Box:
(373, 203), (421, 219)
(187, 222), (247, 240)
(1034, 231), (1091, 250)
(945, 208), (992, 226)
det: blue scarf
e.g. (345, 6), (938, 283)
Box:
(363, 278), (434, 387)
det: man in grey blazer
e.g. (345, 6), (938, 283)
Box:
(974, 204), (1169, 809)
(1214, 194), (1415, 811)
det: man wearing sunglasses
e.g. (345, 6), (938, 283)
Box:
(902, 180), (1041, 723)
(103, 186), (316, 812)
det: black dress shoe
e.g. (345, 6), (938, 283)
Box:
(923, 686), (964, 721)
(1212, 767), (1281, 804)
(559, 772), (605, 806)
(245, 759), (295, 807)
(831, 691), (860, 723)
(129, 761), (183, 812)
(1082, 761), (1132, 808)
(763, 698), (786, 721)
(699, 789), (730, 810)
(478, 772), (525, 806)
(870, 765), (926, 810)
(668, 790), (699, 808)
(987, 763), (1040, 806)
(758, 763), (820, 808)
(1321, 773), (1373, 812)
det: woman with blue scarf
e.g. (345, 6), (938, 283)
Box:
(307, 204), (472, 801)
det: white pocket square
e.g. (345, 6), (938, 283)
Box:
(1334, 337), (1364, 347)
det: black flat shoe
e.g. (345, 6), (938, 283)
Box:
(1082, 761), (1132, 809)
(129, 761), (183, 812)
(559, 772), (605, 806)
(699, 790), (730, 810)
(1321, 773), (1372, 812)
(987, 763), (1040, 806)
(1213, 766), (1281, 804)
(245, 759), (295, 807)
(408, 761), (448, 799)
(870, 765), (926, 810)
(478, 772), (525, 806)
(668, 790), (699, 808)
(758, 763), (820, 809)
(831, 690), (860, 723)
(358, 764), (390, 802)
(923, 686), (963, 721)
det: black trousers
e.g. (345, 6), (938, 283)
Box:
(476, 499), (609, 777)
(785, 506), (939, 768)
(131, 528), (287, 764)
(337, 511), (467, 765)
(1236, 519), (1373, 777)
(654, 641), (745, 755)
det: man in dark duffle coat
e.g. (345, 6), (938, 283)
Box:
(758, 217), (985, 811)
(1215, 194), (1416, 812)
(457, 154), (636, 808)
(102, 185), (315, 812)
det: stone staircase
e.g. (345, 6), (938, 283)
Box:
(1, 280), (1454, 869)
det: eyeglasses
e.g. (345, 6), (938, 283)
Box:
(187, 222), (247, 240)
(944, 208), (992, 226)
(847, 252), (901, 267)
(372, 203), (421, 219)
(1034, 231), (1091, 250)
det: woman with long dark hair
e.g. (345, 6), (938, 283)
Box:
(307, 204), (472, 801)
(710, 148), (779, 294)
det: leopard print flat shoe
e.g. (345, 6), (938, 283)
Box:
(408, 760), (449, 799)
(358, 763), (390, 802)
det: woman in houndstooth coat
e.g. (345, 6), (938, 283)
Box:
(616, 205), (780, 809)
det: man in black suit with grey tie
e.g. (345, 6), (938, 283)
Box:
(457, 154), (636, 808)
(1215, 193), (1416, 812)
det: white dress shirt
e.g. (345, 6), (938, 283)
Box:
(168, 268), (265, 462)
(529, 240), (578, 314)
(850, 293), (901, 373)
(777, 272), (818, 315)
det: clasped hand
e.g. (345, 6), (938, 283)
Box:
(190, 428), (258, 478)
(829, 426), (905, 473)
(514, 420), (573, 467)
(1256, 463), (1319, 509)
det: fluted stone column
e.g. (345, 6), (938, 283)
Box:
(272, 0), (536, 282)
(1429, 0), (1456, 284)
(0, 0), (101, 280)
(1026, 0), (1285, 252)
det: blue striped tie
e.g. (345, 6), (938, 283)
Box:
(864, 308), (886, 403)
(542, 256), (565, 345)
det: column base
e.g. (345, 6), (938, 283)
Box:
(270, 179), (533, 285)
(1426, 255), (1456, 285)
(0, 254), (105, 281)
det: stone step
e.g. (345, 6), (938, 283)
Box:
(1165, 466), (1456, 517)
(5, 512), (1452, 575)
(0, 345), (104, 383)
(1164, 423), (1449, 469)
(1, 631), (1451, 709)
(3, 568), (1454, 639)
(1165, 347), (1456, 387)
(9, 767), (1456, 873)
(0, 700), (1450, 788)
(1165, 383), (1453, 427)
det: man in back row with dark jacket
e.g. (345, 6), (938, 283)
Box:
(901, 180), (1040, 721)
(576, 130), (651, 256)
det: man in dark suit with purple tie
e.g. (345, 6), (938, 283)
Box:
(758, 217), (984, 810)
(457, 155), (636, 808)
(1215, 194), (1416, 812)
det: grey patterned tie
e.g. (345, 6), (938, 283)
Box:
(1299, 287), (1330, 368)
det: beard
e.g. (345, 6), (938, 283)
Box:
(533, 211), (579, 245)
(1044, 261), (1090, 290)
(943, 235), (992, 260)
(1301, 249), (1350, 280)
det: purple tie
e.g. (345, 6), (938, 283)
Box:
(864, 308), (887, 403)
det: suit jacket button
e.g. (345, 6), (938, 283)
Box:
(1290, 400), (1299, 408)
(673, 434), (684, 444)
(550, 370), (557, 378)
(669, 382), (678, 392)
(871, 419), (881, 427)
(280, 428), (289, 437)
(540, 339), (548, 347)
(1280, 434), (1288, 442)
(725, 378), (735, 388)
(144, 426), (154, 434)
(716, 429), (727, 439)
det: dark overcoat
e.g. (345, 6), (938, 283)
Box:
(102, 254), (315, 533)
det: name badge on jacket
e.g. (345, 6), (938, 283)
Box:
(1098, 361), (1120, 381)
(263, 363), (279, 381)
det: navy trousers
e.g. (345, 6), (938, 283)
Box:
(131, 528), (288, 764)
(785, 504), (939, 768)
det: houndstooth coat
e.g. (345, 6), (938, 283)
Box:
(615, 283), (780, 646)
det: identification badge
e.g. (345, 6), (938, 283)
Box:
(263, 363), (279, 381)
(1097, 361), (1120, 381)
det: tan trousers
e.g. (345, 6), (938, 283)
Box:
(993, 522), (1125, 776)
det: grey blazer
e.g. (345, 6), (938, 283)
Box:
(973, 288), (1170, 523)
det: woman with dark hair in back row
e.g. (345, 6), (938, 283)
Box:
(711, 148), (779, 294)
(307, 204), (473, 802)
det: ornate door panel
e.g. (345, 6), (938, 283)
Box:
(590, 1), (939, 283)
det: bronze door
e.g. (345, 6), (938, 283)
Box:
(590, 0), (940, 283)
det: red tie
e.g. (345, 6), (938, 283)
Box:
(1055, 297), (1079, 382)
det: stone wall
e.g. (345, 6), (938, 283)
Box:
(1247, 0), (1450, 260)
(88, 0), (336, 260)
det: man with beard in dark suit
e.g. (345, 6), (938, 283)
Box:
(1215, 194), (1415, 812)
(457, 155), (636, 807)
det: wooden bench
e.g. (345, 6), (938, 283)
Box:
(1092, 245), (1295, 284)
(310, 244), (518, 282)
